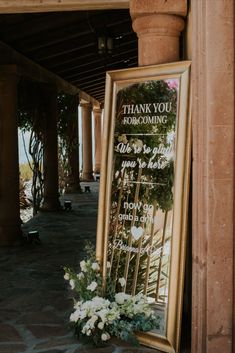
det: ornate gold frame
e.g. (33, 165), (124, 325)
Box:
(96, 61), (191, 353)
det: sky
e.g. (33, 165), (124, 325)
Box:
(18, 130), (31, 164)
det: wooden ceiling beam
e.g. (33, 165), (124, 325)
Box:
(15, 13), (131, 52)
(61, 54), (137, 79)
(78, 80), (105, 91)
(41, 50), (95, 69)
(0, 40), (99, 104)
(44, 37), (137, 69)
(67, 69), (106, 81)
(66, 56), (137, 82)
(0, 1), (129, 14)
(95, 96), (105, 102)
(26, 33), (97, 61)
(0, 12), (83, 41)
(49, 38), (138, 73)
(86, 88), (105, 96)
(96, 93), (105, 98)
(25, 24), (134, 61)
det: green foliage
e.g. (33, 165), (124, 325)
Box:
(57, 93), (79, 142)
(18, 81), (47, 135)
(113, 80), (177, 212)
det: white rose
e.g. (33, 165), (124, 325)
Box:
(80, 260), (87, 272)
(98, 321), (104, 330)
(101, 332), (110, 341)
(69, 279), (75, 289)
(87, 281), (98, 292)
(86, 329), (91, 336)
(91, 262), (100, 271)
(106, 261), (111, 269)
(118, 277), (126, 287)
(64, 272), (69, 280)
(64, 272), (69, 281)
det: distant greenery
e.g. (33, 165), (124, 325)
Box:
(19, 162), (33, 181)
(17, 81), (79, 206)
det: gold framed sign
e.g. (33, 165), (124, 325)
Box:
(96, 61), (191, 353)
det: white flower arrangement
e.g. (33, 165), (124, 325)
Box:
(64, 244), (159, 346)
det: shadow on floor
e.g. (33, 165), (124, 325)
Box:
(0, 182), (160, 353)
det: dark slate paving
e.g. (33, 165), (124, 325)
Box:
(0, 182), (159, 353)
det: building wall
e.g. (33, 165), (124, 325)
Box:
(191, 1), (234, 352)
(0, 0), (234, 352)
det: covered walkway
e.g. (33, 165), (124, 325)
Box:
(0, 183), (157, 353)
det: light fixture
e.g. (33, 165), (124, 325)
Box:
(64, 200), (72, 210)
(98, 35), (113, 55)
(28, 230), (41, 244)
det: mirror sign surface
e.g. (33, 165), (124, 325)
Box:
(97, 62), (191, 353)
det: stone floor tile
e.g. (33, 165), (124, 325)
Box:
(0, 185), (165, 353)
(0, 310), (20, 322)
(74, 345), (115, 353)
(17, 311), (64, 325)
(123, 346), (160, 352)
(34, 337), (77, 349)
(0, 324), (23, 342)
(26, 325), (69, 339)
(0, 344), (27, 353)
(38, 349), (66, 353)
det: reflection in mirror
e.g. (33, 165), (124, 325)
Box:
(106, 79), (179, 336)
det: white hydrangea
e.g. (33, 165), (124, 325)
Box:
(92, 296), (110, 309)
(118, 277), (126, 287)
(115, 292), (130, 305)
(117, 293), (154, 318)
(96, 308), (109, 323)
(70, 308), (86, 322)
(91, 262), (100, 271)
(74, 301), (82, 309)
(87, 281), (98, 292)
(106, 307), (120, 322)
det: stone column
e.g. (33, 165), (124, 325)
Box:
(65, 98), (82, 193)
(130, 0), (186, 66)
(0, 65), (21, 245)
(81, 102), (93, 181)
(130, 0), (187, 349)
(93, 105), (102, 174)
(42, 87), (60, 211)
